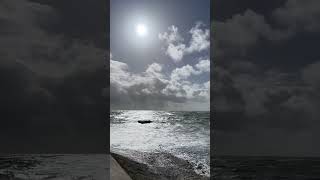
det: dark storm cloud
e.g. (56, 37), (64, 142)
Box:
(212, 0), (287, 21)
(213, 0), (320, 60)
(0, 0), (108, 153)
(273, 0), (320, 32)
(213, 60), (320, 155)
(31, 0), (109, 47)
(214, 62), (318, 127)
(212, 0), (320, 156)
(302, 61), (320, 88)
(213, 10), (293, 58)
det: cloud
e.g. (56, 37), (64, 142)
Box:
(112, 21), (210, 110)
(110, 57), (209, 110)
(213, 10), (291, 57)
(158, 25), (184, 43)
(110, 60), (132, 93)
(273, 0), (320, 32)
(185, 22), (210, 53)
(166, 43), (186, 62)
(214, 1), (320, 59)
(0, 0), (108, 153)
(212, 1), (320, 127)
(302, 61), (320, 88)
(213, 59), (320, 132)
(158, 25), (186, 62)
(212, 0), (320, 156)
(170, 59), (210, 81)
(170, 65), (199, 81)
(0, 0), (106, 78)
(159, 23), (210, 62)
(195, 59), (210, 73)
(146, 63), (164, 79)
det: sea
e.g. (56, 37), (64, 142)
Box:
(212, 156), (320, 179)
(2, 155), (320, 180)
(1, 109), (320, 179)
(0, 154), (108, 179)
(110, 110), (210, 178)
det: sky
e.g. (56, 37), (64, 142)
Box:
(212, 0), (320, 156)
(110, 0), (210, 111)
(0, 0), (108, 153)
(2, 0), (320, 157)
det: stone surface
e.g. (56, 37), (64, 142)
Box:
(111, 156), (132, 180)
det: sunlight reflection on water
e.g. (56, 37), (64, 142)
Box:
(110, 110), (210, 176)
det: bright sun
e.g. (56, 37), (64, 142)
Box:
(135, 24), (148, 37)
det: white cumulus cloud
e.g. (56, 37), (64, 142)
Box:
(159, 23), (210, 62)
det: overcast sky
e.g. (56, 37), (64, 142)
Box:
(0, 0), (108, 153)
(213, 0), (320, 156)
(110, 0), (210, 111)
(3, 0), (320, 157)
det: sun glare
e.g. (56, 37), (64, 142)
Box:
(135, 24), (148, 37)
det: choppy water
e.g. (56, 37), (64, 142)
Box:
(0, 154), (108, 179)
(212, 156), (320, 179)
(110, 110), (210, 177)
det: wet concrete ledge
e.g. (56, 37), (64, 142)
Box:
(111, 155), (132, 180)
(111, 152), (209, 180)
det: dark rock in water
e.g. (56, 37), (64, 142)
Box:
(138, 120), (152, 124)
(197, 163), (204, 170)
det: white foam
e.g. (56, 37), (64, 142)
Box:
(110, 110), (210, 176)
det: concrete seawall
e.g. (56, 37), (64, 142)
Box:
(111, 155), (132, 180)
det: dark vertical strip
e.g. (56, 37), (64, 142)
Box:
(106, 0), (111, 155)
(210, 0), (214, 179)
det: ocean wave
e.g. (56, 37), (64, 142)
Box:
(0, 154), (108, 180)
(110, 110), (210, 178)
